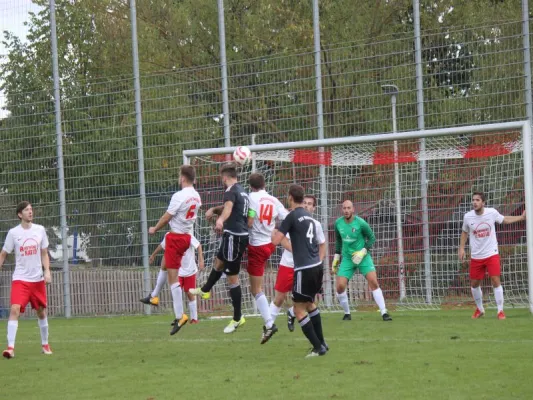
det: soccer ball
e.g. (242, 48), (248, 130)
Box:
(233, 146), (252, 165)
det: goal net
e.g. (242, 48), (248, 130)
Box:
(185, 122), (532, 315)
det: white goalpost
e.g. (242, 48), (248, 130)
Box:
(184, 121), (533, 315)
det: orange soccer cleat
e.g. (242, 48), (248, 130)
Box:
(497, 311), (506, 320)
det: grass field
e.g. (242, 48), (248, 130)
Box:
(3, 309), (533, 400)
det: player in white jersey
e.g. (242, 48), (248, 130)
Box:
(141, 233), (205, 326)
(247, 173), (289, 343)
(0, 202), (52, 359)
(459, 192), (526, 320)
(277, 195), (326, 332)
(148, 165), (202, 334)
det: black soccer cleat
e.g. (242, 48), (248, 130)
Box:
(287, 310), (295, 332)
(322, 342), (329, 352)
(382, 313), (392, 321)
(170, 314), (189, 335)
(342, 314), (352, 321)
(260, 324), (279, 344)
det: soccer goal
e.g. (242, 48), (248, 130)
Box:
(184, 121), (533, 314)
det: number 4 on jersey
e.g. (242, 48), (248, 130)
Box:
(306, 223), (314, 243)
(259, 204), (273, 224)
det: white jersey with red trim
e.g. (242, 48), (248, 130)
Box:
(161, 233), (200, 277)
(166, 186), (202, 234)
(2, 223), (49, 282)
(249, 190), (289, 246)
(462, 208), (504, 260)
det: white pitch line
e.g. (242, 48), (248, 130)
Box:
(15, 337), (533, 345)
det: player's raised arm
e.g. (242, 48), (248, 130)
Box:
(206, 205), (224, 221)
(216, 200), (234, 234)
(502, 210), (526, 224)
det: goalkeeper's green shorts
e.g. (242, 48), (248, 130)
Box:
(337, 255), (375, 280)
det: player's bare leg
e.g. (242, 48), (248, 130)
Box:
(490, 275), (505, 319)
(470, 279), (485, 318)
(335, 276), (352, 320)
(3, 304), (20, 359)
(168, 268), (188, 335)
(366, 271), (392, 321)
(36, 306), (52, 355)
(190, 257), (224, 299)
(293, 302), (327, 358)
(224, 274), (246, 333)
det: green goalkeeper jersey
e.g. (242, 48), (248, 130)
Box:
(334, 215), (375, 258)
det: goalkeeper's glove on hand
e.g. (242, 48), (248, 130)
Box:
(332, 254), (341, 274)
(351, 248), (367, 265)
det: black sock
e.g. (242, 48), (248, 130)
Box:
(202, 269), (223, 292)
(299, 315), (322, 350)
(309, 308), (324, 344)
(229, 284), (242, 322)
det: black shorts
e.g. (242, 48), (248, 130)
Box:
(216, 232), (248, 276)
(292, 264), (324, 303)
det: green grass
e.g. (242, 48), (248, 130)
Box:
(3, 309), (533, 400)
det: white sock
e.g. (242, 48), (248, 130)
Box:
(255, 292), (273, 328)
(170, 282), (184, 319)
(269, 302), (281, 324)
(189, 300), (198, 321)
(493, 285), (504, 313)
(151, 269), (167, 298)
(471, 286), (484, 312)
(336, 291), (351, 315)
(7, 320), (18, 348)
(372, 288), (387, 315)
(289, 306), (295, 317)
(38, 318), (49, 345)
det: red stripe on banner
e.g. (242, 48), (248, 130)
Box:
(463, 143), (512, 159)
(292, 149), (332, 166)
(372, 151), (417, 165)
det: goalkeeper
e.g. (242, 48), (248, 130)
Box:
(332, 200), (392, 321)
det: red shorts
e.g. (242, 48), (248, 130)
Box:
(274, 265), (294, 293)
(11, 280), (47, 313)
(247, 243), (276, 277)
(470, 254), (501, 280)
(165, 232), (191, 269)
(178, 274), (197, 293)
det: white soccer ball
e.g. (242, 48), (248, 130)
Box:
(233, 146), (252, 165)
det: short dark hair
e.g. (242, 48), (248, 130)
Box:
(180, 165), (196, 183)
(304, 194), (317, 207)
(289, 184), (304, 204)
(249, 173), (265, 190)
(220, 162), (238, 178)
(472, 191), (486, 202)
(16, 201), (31, 219)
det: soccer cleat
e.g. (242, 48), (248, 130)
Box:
(2, 347), (14, 359)
(190, 319), (199, 324)
(305, 345), (328, 358)
(322, 342), (329, 352)
(497, 311), (506, 320)
(287, 310), (295, 332)
(170, 314), (189, 335)
(223, 317), (246, 334)
(260, 324), (278, 344)
(140, 295), (159, 306)
(472, 308), (485, 319)
(382, 313), (392, 321)
(189, 288), (211, 300)
(342, 314), (351, 321)
(41, 344), (53, 355)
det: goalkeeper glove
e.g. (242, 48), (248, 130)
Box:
(332, 254), (341, 274)
(351, 248), (367, 265)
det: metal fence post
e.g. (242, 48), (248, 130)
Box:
(312, 0), (332, 307)
(129, 0), (151, 315)
(413, 0), (432, 304)
(522, 0), (533, 123)
(217, 0), (231, 148)
(49, 0), (71, 318)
